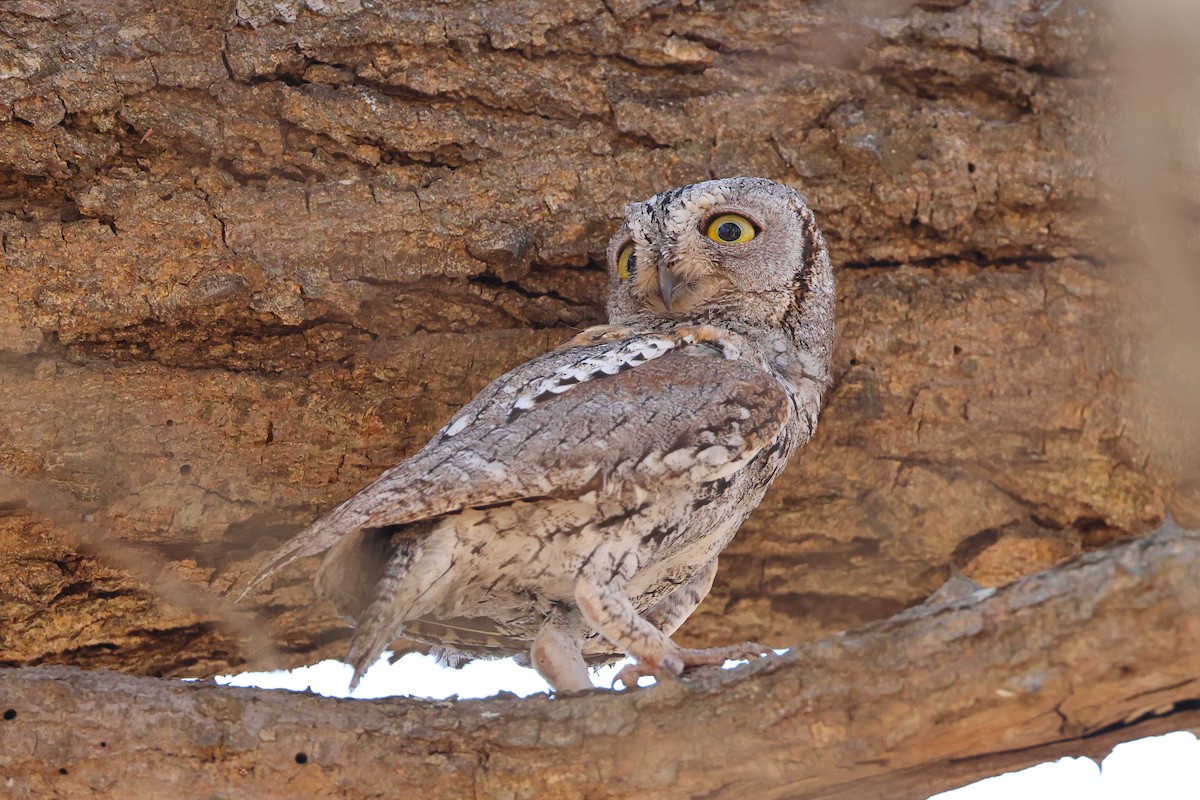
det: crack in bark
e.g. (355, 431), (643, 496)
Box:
(11, 314), (382, 374)
(466, 273), (589, 307)
(840, 252), (1104, 271)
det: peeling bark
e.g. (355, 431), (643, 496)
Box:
(2, 523), (1198, 799)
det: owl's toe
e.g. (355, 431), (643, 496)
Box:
(613, 641), (774, 689)
(677, 641), (775, 667)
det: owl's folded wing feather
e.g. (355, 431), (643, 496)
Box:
(241, 328), (790, 594)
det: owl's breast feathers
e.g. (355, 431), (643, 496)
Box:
(244, 323), (794, 594)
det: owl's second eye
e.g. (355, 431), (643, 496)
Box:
(617, 243), (637, 280)
(706, 214), (757, 244)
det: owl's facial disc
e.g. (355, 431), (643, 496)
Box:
(651, 210), (762, 314)
(618, 218), (751, 315)
(608, 177), (813, 324)
(628, 245), (709, 314)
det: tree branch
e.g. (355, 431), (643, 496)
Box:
(2, 524), (1197, 799)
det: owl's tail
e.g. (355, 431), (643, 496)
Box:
(343, 528), (457, 690)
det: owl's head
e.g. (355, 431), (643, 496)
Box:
(605, 177), (833, 332)
(604, 176), (835, 390)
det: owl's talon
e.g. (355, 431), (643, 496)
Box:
(612, 662), (663, 690)
(612, 648), (685, 689)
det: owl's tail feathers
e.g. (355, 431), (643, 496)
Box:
(344, 530), (457, 691)
(346, 614), (399, 691)
(232, 525), (319, 599)
(236, 493), (392, 602)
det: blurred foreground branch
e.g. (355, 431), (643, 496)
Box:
(1, 523), (1198, 800)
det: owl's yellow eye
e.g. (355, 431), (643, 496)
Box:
(617, 243), (636, 280)
(705, 214), (757, 244)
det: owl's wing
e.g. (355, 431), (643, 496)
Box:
(243, 325), (790, 592)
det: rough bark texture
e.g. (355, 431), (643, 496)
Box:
(2, 523), (1199, 799)
(0, 0), (1188, 687)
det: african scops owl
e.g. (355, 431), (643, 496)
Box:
(246, 177), (836, 692)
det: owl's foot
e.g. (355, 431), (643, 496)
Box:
(613, 641), (774, 689)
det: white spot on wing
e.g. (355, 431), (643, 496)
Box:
(696, 445), (731, 466)
(482, 461), (509, 481)
(662, 449), (695, 472)
(509, 335), (678, 416)
(694, 454), (753, 481)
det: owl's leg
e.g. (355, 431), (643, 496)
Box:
(530, 606), (593, 693)
(643, 558), (719, 636)
(573, 575), (686, 682)
(608, 559), (774, 689)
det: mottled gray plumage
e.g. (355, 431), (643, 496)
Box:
(245, 177), (836, 692)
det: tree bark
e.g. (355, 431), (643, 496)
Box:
(2, 0), (1174, 678)
(2, 0), (1200, 793)
(2, 523), (1198, 799)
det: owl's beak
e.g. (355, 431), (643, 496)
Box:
(657, 261), (680, 312)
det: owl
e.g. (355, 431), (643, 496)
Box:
(243, 177), (836, 692)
